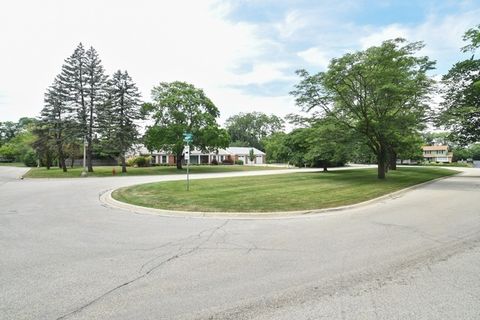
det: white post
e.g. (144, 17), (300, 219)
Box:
(186, 144), (190, 191)
(83, 137), (87, 173)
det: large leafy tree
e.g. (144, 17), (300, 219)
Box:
(304, 117), (350, 171)
(292, 39), (435, 179)
(98, 70), (142, 173)
(438, 25), (480, 145)
(263, 132), (290, 164)
(225, 112), (284, 150)
(144, 81), (229, 169)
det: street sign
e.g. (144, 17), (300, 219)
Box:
(183, 132), (193, 142)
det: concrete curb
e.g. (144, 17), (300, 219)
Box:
(99, 173), (459, 220)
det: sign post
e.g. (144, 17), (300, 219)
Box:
(183, 133), (193, 191)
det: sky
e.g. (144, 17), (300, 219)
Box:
(0, 0), (479, 125)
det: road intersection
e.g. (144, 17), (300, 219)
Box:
(1, 166), (479, 319)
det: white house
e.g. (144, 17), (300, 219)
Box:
(151, 147), (266, 165)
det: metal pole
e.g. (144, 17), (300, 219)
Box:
(83, 137), (87, 173)
(186, 144), (190, 191)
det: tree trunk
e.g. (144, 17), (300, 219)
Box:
(56, 142), (67, 172)
(70, 156), (74, 168)
(323, 163), (328, 172)
(60, 156), (67, 172)
(121, 153), (127, 173)
(176, 151), (183, 170)
(46, 152), (51, 170)
(376, 147), (387, 179)
(87, 138), (93, 172)
(389, 151), (397, 170)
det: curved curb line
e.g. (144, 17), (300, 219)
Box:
(100, 173), (459, 220)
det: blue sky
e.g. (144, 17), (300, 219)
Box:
(0, 0), (479, 123)
(222, 0), (479, 98)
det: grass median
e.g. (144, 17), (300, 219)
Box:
(24, 165), (283, 178)
(112, 167), (458, 213)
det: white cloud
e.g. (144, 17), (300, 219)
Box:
(358, 10), (480, 73)
(360, 24), (410, 49)
(274, 10), (308, 39)
(0, 0), (296, 122)
(297, 47), (332, 69)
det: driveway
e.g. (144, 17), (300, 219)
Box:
(1, 166), (479, 319)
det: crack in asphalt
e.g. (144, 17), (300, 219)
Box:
(192, 234), (480, 320)
(55, 220), (230, 320)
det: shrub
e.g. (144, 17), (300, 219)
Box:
(126, 155), (151, 167)
(22, 150), (37, 167)
(135, 156), (148, 167)
(211, 159), (218, 165)
(126, 157), (136, 167)
(222, 158), (234, 165)
(235, 159), (244, 165)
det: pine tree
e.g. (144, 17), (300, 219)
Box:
(41, 78), (73, 172)
(57, 43), (107, 172)
(84, 46), (108, 172)
(99, 70), (142, 173)
(56, 43), (88, 170)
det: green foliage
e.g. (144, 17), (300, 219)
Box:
(470, 143), (480, 160)
(144, 81), (228, 169)
(461, 24), (480, 53)
(22, 150), (37, 167)
(438, 26), (480, 145)
(263, 132), (290, 163)
(0, 126), (37, 164)
(225, 112), (284, 150)
(234, 159), (244, 165)
(292, 38), (435, 178)
(126, 155), (151, 167)
(248, 149), (255, 162)
(97, 70), (143, 172)
(0, 143), (17, 161)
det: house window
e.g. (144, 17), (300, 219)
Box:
(162, 155), (167, 163)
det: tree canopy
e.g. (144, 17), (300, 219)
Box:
(225, 112), (284, 150)
(144, 81), (229, 169)
(292, 38), (435, 178)
(438, 25), (480, 145)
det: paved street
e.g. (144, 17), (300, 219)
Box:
(1, 166), (479, 320)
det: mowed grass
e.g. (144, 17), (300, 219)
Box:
(0, 162), (25, 167)
(112, 167), (458, 213)
(24, 165), (282, 178)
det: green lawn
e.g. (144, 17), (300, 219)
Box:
(0, 162), (26, 167)
(112, 167), (458, 213)
(417, 162), (473, 168)
(24, 165), (282, 178)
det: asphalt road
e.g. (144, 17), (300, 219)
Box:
(1, 166), (479, 320)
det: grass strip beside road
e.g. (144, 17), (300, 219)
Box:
(112, 167), (458, 213)
(0, 162), (25, 167)
(24, 165), (282, 178)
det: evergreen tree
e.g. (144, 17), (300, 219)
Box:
(98, 70), (142, 173)
(41, 78), (73, 172)
(84, 46), (108, 172)
(57, 43), (107, 172)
